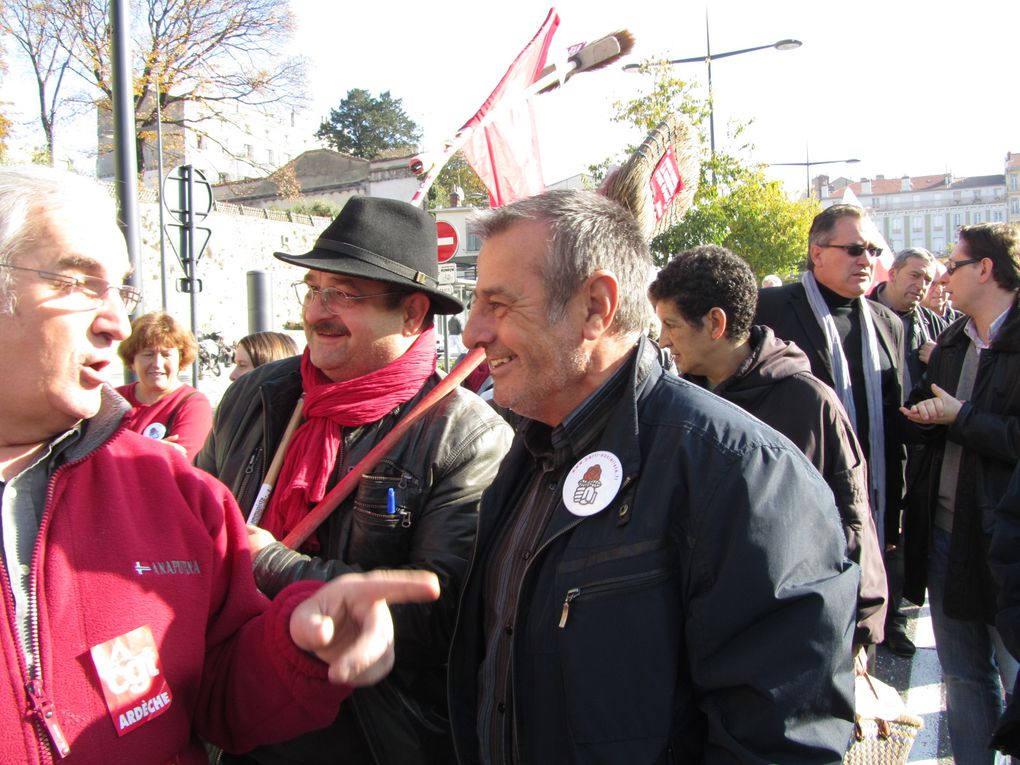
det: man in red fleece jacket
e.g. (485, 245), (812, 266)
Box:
(0, 165), (439, 765)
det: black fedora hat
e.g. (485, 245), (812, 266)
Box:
(274, 195), (463, 315)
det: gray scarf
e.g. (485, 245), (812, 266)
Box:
(801, 272), (887, 545)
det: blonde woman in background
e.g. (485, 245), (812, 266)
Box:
(230, 331), (299, 382)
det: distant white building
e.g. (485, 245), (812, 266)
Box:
(1007, 151), (1020, 225)
(818, 154), (1014, 255)
(97, 98), (324, 187)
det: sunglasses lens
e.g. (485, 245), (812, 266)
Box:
(847, 245), (865, 257)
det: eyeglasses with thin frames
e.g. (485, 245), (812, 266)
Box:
(820, 243), (884, 258)
(1, 264), (141, 313)
(292, 282), (400, 315)
(944, 257), (981, 276)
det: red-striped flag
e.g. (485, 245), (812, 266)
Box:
(460, 9), (559, 207)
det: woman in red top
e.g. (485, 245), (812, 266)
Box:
(116, 311), (213, 460)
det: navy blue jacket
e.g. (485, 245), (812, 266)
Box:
(448, 340), (858, 764)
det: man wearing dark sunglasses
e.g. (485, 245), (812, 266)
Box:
(899, 222), (1020, 763)
(757, 204), (906, 555)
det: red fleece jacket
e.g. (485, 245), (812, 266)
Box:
(116, 383), (214, 460)
(0, 428), (348, 764)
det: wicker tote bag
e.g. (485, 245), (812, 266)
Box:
(843, 670), (923, 765)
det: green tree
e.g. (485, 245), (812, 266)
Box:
(611, 61), (819, 277)
(428, 151), (488, 209)
(315, 89), (421, 160)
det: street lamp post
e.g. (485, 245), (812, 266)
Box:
(623, 14), (801, 157)
(769, 153), (861, 199)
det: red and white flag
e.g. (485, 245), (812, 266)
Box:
(460, 9), (559, 207)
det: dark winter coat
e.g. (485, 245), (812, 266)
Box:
(449, 339), (858, 764)
(901, 302), (1020, 622)
(756, 282), (907, 545)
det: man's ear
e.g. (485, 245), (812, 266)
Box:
(581, 270), (619, 341)
(809, 244), (827, 271)
(402, 292), (432, 334)
(706, 307), (728, 340)
(976, 257), (995, 284)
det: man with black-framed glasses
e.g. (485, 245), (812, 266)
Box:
(197, 196), (511, 765)
(900, 222), (1020, 764)
(756, 205), (906, 617)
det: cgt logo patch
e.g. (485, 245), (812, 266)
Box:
(90, 625), (173, 736)
(562, 451), (623, 517)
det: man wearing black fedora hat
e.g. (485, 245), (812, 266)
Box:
(196, 196), (512, 765)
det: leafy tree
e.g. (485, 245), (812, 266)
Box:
(1, 0), (78, 165)
(428, 151), (488, 209)
(278, 199), (341, 219)
(610, 61), (819, 277)
(56, 0), (307, 175)
(315, 88), (421, 160)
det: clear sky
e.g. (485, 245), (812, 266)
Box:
(4, 0), (1018, 197)
(286, 0), (1020, 194)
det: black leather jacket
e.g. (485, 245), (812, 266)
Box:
(449, 340), (857, 764)
(196, 356), (513, 765)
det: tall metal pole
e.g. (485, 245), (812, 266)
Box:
(705, 11), (716, 159)
(156, 74), (168, 309)
(806, 145), (811, 199)
(111, 0), (140, 304)
(111, 0), (140, 385)
(186, 166), (200, 388)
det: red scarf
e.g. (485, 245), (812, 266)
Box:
(260, 328), (437, 546)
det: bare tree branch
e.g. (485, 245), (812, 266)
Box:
(51, 0), (306, 174)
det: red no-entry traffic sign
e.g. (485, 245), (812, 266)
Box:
(437, 221), (459, 262)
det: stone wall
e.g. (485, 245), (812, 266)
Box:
(136, 199), (325, 347)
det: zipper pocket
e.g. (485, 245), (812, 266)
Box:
(558, 567), (671, 629)
(353, 505), (412, 529)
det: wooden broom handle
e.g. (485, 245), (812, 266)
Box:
(281, 347), (487, 549)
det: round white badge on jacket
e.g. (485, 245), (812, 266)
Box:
(563, 451), (623, 517)
(143, 423), (167, 440)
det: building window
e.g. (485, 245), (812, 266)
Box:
(1011, 175), (1018, 191)
(912, 215), (923, 232)
(244, 144), (254, 159)
(933, 216), (944, 230)
(892, 218), (902, 233)
(1012, 199), (1020, 215)
(196, 134), (204, 149)
(992, 210), (1004, 221)
(974, 212), (983, 223)
(267, 149), (275, 165)
(466, 233), (483, 252)
(953, 213), (962, 227)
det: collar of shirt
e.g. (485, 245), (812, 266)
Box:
(964, 305), (1012, 350)
(521, 344), (641, 471)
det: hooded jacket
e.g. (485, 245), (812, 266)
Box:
(693, 325), (887, 645)
(0, 388), (346, 765)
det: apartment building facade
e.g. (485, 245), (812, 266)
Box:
(819, 152), (1016, 255)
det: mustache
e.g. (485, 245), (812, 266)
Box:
(307, 320), (350, 335)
